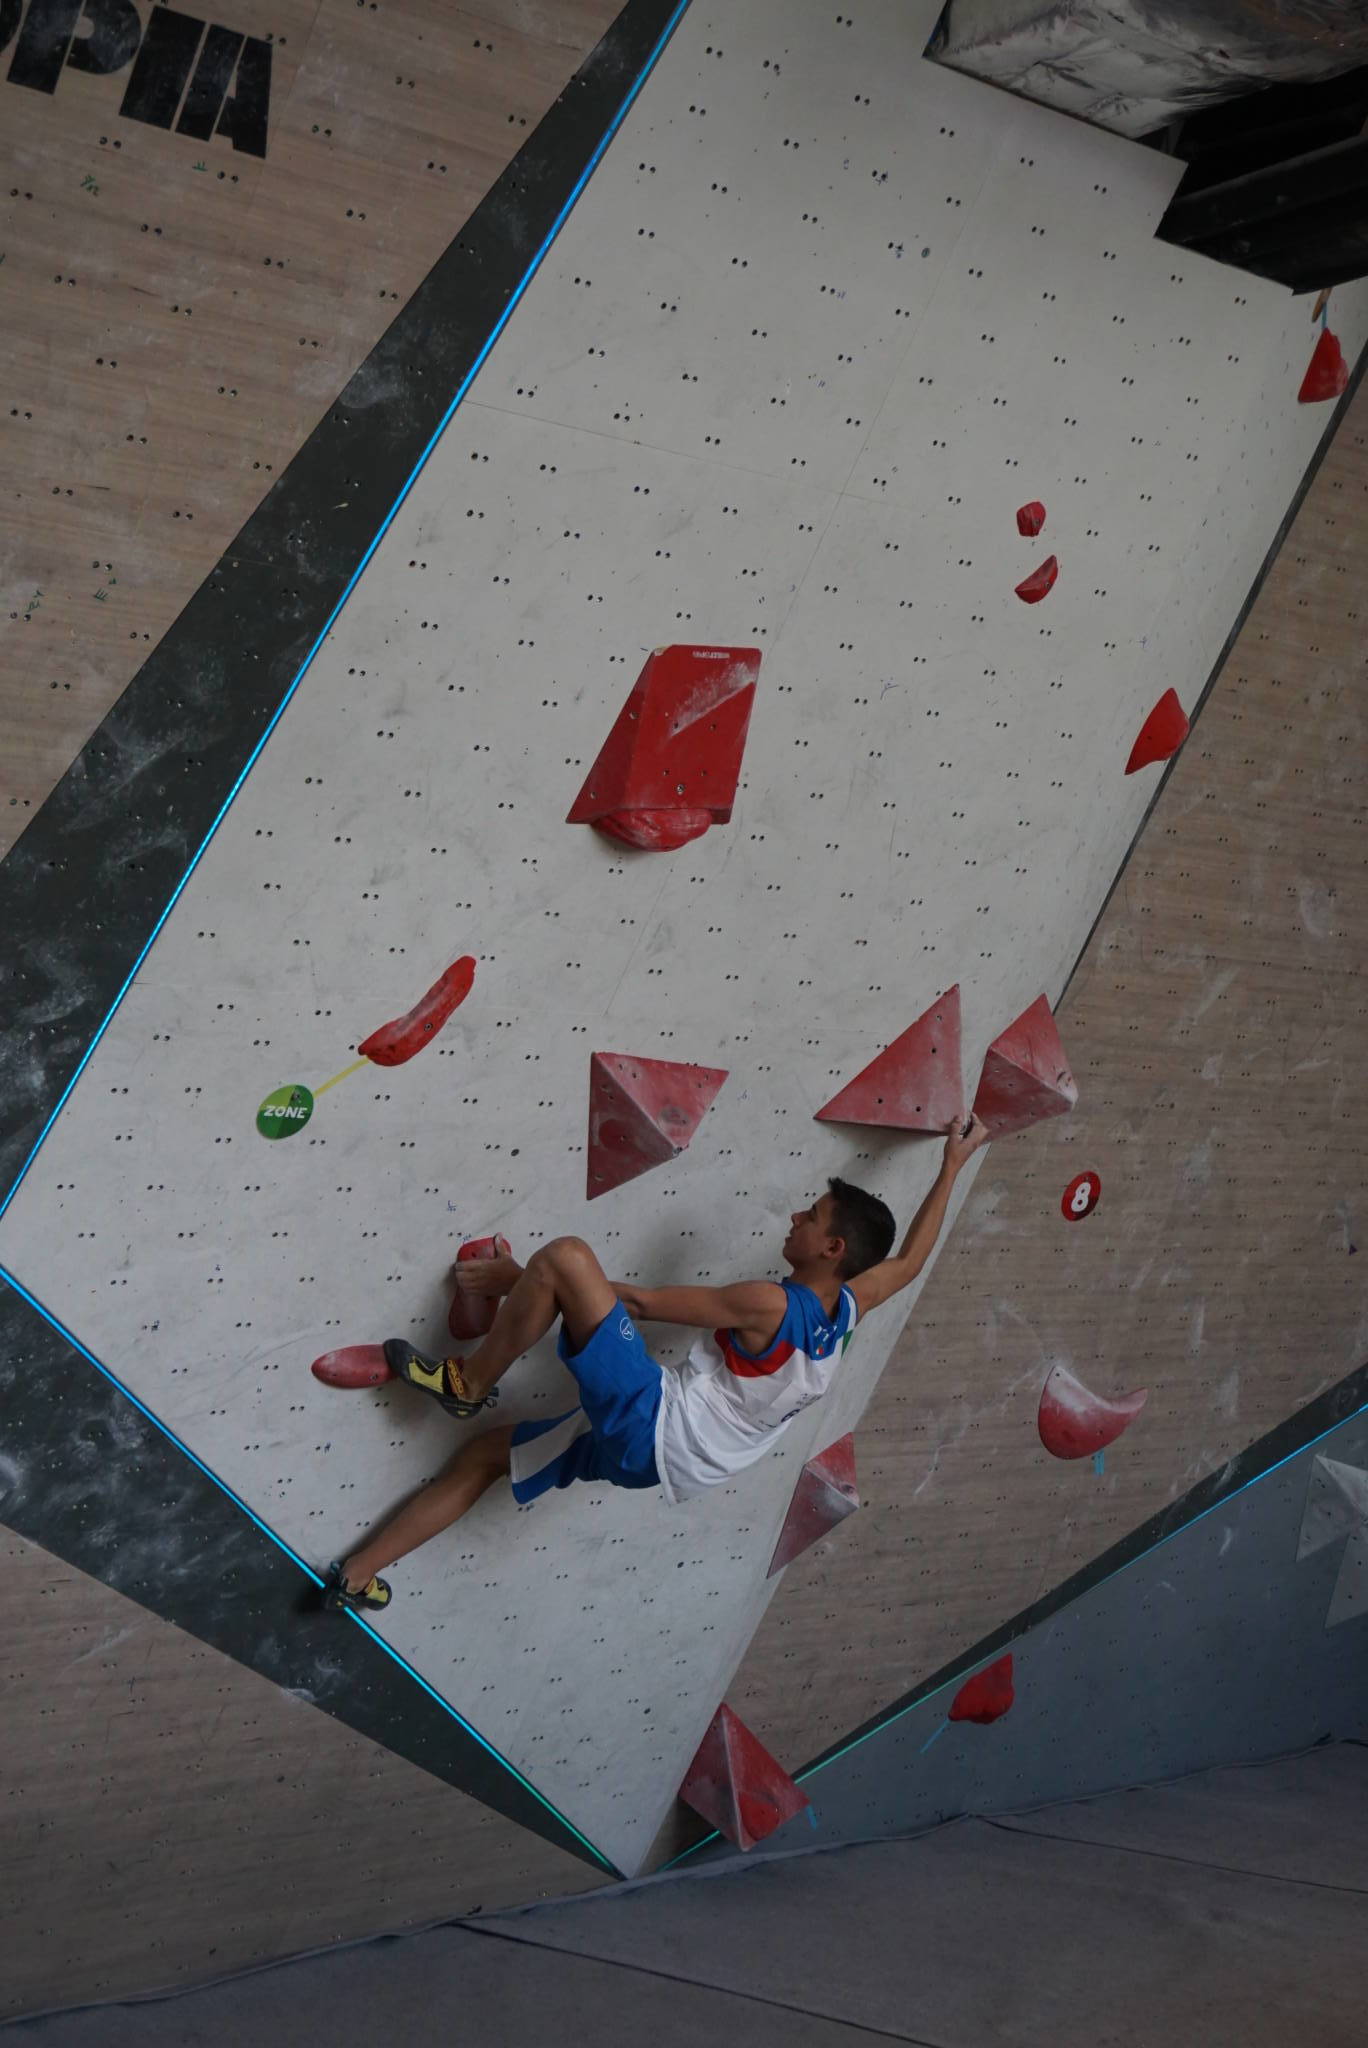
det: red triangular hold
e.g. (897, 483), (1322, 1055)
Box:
(1015, 555), (1058, 604)
(679, 1703), (810, 1849)
(1298, 327), (1349, 404)
(767, 1434), (860, 1576)
(972, 994), (1077, 1139)
(587, 1052), (728, 1200)
(1016, 500), (1046, 537)
(815, 986), (962, 1133)
(1125, 687), (1189, 775)
(949, 1654), (1014, 1725)
(567, 646), (760, 849)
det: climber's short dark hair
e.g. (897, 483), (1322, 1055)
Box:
(826, 1177), (896, 1281)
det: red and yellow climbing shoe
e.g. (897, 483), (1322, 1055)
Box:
(322, 1562), (392, 1615)
(382, 1339), (498, 1419)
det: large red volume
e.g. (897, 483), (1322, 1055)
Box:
(679, 1703), (810, 1850)
(358, 956), (477, 1066)
(448, 1234), (513, 1342)
(567, 645), (760, 851)
(767, 1434), (860, 1576)
(1037, 1364), (1147, 1460)
(949, 1654), (1014, 1725)
(1124, 688), (1189, 774)
(1298, 327), (1349, 404)
(972, 994), (1077, 1139)
(815, 986), (962, 1133)
(1015, 555), (1058, 604)
(587, 1052), (728, 1199)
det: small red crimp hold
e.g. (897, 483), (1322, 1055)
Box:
(949, 1654), (1015, 1726)
(1016, 500), (1046, 537)
(586, 1052), (728, 1199)
(767, 1435), (860, 1576)
(568, 645), (760, 852)
(1037, 1364), (1148, 1460)
(1125, 687), (1189, 775)
(358, 956), (476, 1067)
(679, 1703), (810, 1849)
(1015, 554), (1058, 604)
(1298, 328), (1349, 405)
(448, 1234), (513, 1342)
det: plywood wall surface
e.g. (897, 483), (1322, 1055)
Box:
(0, 1528), (602, 2022)
(1, 0), (619, 856)
(731, 393), (1368, 1771)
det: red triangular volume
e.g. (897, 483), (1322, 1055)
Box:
(1125, 687), (1189, 775)
(587, 1052), (728, 1200)
(767, 1434), (860, 1576)
(1015, 555), (1058, 604)
(815, 985), (963, 1133)
(949, 1654), (1014, 1726)
(1298, 327), (1349, 405)
(678, 1703), (810, 1850)
(567, 645), (761, 850)
(972, 994), (1077, 1139)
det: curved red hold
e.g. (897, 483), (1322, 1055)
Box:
(593, 807), (714, 852)
(449, 1233), (513, 1342)
(1298, 328), (1348, 405)
(1125, 688), (1189, 775)
(358, 955), (476, 1067)
(949, 1654), (1014, 1725)
(1016, 501), (1046, 537)
(311, 1344), (394, 1389)
(1015, 555), (1058, 604)
(1038, 1363), (1147, 1460)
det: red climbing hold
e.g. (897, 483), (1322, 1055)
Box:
(1015, 555), (1058, 604)
(815, 985), (963, 1133)
(972, 994), (1077, 1140)
(1125, 688), (1189, 775)
(567, 644), (760, 851)
(448, 1234), (514, 1342)
(1037, 1364), (1148, 1460)
(358, 956), (477, 1067)
(587, 1052), (728, 1199)
(1298, 328), (1349, 404)
(1016, 501), (1046, 537)
(679, 1703), (810, 1849)
(767, 1434), (860, 1576)
(949, 1654), (1014, 1726)
(311, 1344), (394, 1389)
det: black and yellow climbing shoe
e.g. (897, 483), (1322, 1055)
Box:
(383, 1339), (498, 1419)
(322, 1561), (392, 1615)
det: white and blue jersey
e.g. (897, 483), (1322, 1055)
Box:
(508, 1280), (858, 1507)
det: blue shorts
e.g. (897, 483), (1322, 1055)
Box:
(509, 1300), (663, 1503)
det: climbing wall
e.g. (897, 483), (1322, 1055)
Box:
(727, 376), (1368, 1786)
(3, 0), (1367, 1890)
(0, 0), (622, 855)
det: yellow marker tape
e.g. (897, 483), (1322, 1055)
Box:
(314, 1056), (371, 1097)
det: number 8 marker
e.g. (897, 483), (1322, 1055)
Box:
(1061, 1170), (1100, 1221)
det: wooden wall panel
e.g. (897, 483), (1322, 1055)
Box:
(730, 392), (1368, 1774)
(1, 0), (619, 856)
(0, 1528), (600, 2021)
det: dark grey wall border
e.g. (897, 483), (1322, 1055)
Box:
(0, 0), (692, 1874)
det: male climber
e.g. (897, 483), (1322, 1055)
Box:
(322, 1112), (989, 1614)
